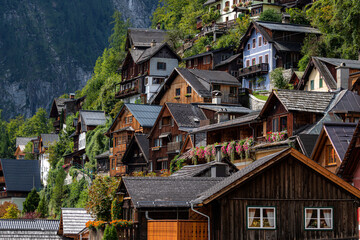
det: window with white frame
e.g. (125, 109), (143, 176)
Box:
(247, 207), (276, 229)
(258, 37), (262, 47)
(305, 208), (333, 230)
(154, 138), (162, 147)
(252, 38), (256, 48)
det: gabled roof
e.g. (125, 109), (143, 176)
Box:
(136, 43), (181, 64)
(79, 110), (106, 127)
(126, 104), (162, 128)
(260, 90), (335, 116)
(197, 104), (252, 114)
(337, 120), (360, 179)
(257, 21), (320, 34)
(182, 47), (233, 61)
(0, 159), (41, 192)
(296, 134), (318, 157)
(121, 177), (223, 208)
(49, 98), (73, 118)
(190, 111), (260, 134)
(166, 103), (207, 130)
(59, 208), (94, 236)
(0, 219), (60, 230)
(330, 90), (360, 114)
(214, 53), (241, 68)
(126, 28), (167, 50)
(122, 133), (150, 163)
(16, 137), (36, 148)
(192, 148), (360, 205)
(311, 122), (357, 161)
(170, 161), (238, 178)
(40, 134), (59, 148)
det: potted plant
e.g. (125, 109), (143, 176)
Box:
(174, 96), (180, 99)
(185, 93), (191, 97)
(223, 6), (229, 12)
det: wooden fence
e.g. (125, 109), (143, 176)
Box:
(147, 220), (207, 240)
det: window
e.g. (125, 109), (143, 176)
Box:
(233, 0), (236, 4)
(252, 38), (256, 48)
(203, 55), (211, 64)
(162, 116), (171, 126)
(231, 71), (238, 78)
(157, 62), (166, 70)
(187, 86), (192, 94)
(272, 118), (279, 132)
(280, 116), (287, 131)
(173, 135), (182, 142)
(222, 55), (229, 61)
(213, 84), (221, 91)
(153, 78), (164, 84)
(246, 60), (250, 67)
(259, 56), (263, 64)
(264, 38), (268, 45)
(247, 43), (250, 50)
(176, 88), (181, 96)
(154, 138), (162, 147)
(252, 58), (256, 66)
(225, 1), (229, 7)
(247, 207), (276, 229)
(194, 58), (198, 66)
(230, 87), (237, 96)
(326, 146), (336, 165)
(305, 208), (333, 230)
(145, 78), (149, 85)
(310, 80), (315, 90)
(258, 37), (262, 47)
(217, 4), (220, 10)
(319, 78), (323, 88)
(265, 54), (269, 63)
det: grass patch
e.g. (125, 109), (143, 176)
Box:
(253, 94), (268, 101)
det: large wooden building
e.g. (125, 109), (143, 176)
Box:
(105, 104), (161, 176)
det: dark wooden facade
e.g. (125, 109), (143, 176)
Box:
(199, 149), (360, 240)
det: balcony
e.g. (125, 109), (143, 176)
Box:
(167, 141), (182, 153)
(115, 86), (139, 99)
(238, 63), (269, 78)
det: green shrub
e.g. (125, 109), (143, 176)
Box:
(102, 225), (118, 240)
(23, 188), (40, 213)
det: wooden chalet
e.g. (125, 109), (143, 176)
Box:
(190, 148), (360, 239)
(58, 208), (93, 240)
(95, 150), (110, 176)
(0, 159), (41, 211)
(49, 95), (85, 133)
(121, 134), (150, 175)
(117, 37), (180, 103)
(148, 103), (207, 171)
(183, 47), (242, 77)
(337, 121), (360, 188)
(150, 68), (241, 105)
(14, 137), (35, 160)
(105, 104), (162, 177)
(298, 57), (360, 92)
(64, 110), (106, 167)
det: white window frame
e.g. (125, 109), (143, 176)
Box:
(247, 206), (276, 229)
(252, 38), (256, 49)
(304, 207), (333, 230)
(258, 36), (262, 47)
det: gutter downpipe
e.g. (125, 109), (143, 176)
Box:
(145, 211), (153, 220)
(191, 202), (210, 240)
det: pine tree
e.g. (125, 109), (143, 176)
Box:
(103, 225), (118, 240)
(23, 188), (40, 213)
(37, 194), (48, 218)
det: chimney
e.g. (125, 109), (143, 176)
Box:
(211, 145), (228, 177)
(206, 45), (212, 52)
(282, 13), (290, 24)
(69, 93), (75, 99)
(151, 39), (156, 47)
(336, 62), (350, 90)
(212, 90), (222, 104)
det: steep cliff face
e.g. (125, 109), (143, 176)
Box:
(0, 0), (158, 119)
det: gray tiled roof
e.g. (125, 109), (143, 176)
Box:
(16, 137), (36, 148)
(79, 110), (106, 127)
(122, 177), (223, 208)
(330, 90), (360, 114)
(274, 41), (302, 52)
(191, 111), (260, 134)
(61, 208), (94, 235)
(170, 163), (214, 178)
(54, 98), (73, 113)
(296, 134), (319, 157)
(193, 149), (289, 204)
(126, 104), (162, 128)
(257, 21), (321, 34)
(316, 57), (360, 70)
(275, 90), (335, 113)
(135, 134), (150, 162)
(197, 104), (252, 114)
(0, 159), (41, 192)
(323, 122), (357, 161)
(128, 28), (167, 48)
(40, 134), (59, 148)
(0, 219), (59, 230)
(215, 53), (241, 68)
(167, 103), (207, 128)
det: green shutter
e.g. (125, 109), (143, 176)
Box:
(319, 78), (323, 88)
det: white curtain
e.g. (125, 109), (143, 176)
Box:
(323, 209), (332, 228)
(305, 209), (313, 228)
(266, 209), (275, 227)
(248, 208), (256, 227)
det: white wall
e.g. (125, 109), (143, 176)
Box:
(149, 58), (178, 76)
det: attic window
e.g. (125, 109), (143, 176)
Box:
(157, 62), (166, 70)
(193, 117), (200, 123)
(176, 88), (181, 96)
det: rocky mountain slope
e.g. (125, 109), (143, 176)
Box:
(0, 0), (158, 119)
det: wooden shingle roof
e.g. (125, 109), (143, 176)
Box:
(58, 208), (94, 236)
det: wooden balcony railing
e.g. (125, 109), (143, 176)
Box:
(238, 63), (269, 78)
(115, 86), (139, 99)
(148, 220), (207, 240)
(167, 141), (182, 153)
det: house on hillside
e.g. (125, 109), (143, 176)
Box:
(298, 57), (360, 92)
(49, 94), (85, 133)
(150, 68), (241, 105)
(183, 47), (242, 77)
(125, 28), (168, 51)
(311, 122), (356, 174)
(32, 134), (59, 186)
(95, 150), (110, 176)
(64, 110), (106, 168)
(58, 208), (94, 240)
(105, 104), (162, 177)
(0, 159), (41, 211)
(14, 137), (36, 160)
(238, 21), (320, 91)
(148, 103), (207, 171)
(117, 35), (181, 103)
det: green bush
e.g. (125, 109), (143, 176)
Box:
(259, 9), (282, 22)
(23, 188), (40, 213)
(102, 225), (118, 240)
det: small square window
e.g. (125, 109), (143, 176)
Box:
(187, 86), (192, 94)
(176, 88), (181, 96)
(247, 207), (276, 229)
(305, 208), (333, 230)
(157, 62), (166, 70)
